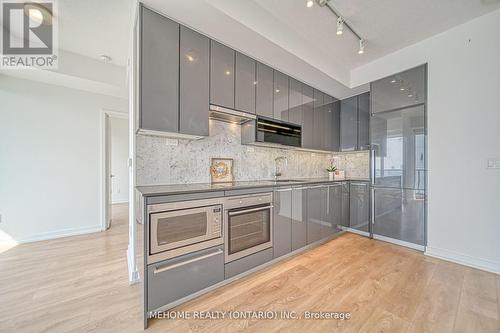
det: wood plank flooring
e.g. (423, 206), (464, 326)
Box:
(0, 204), (498, 332)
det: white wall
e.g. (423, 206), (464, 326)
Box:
(0, 76), (128, 243)
(351, 9), (500, 273)
(110, 117), (129, 203)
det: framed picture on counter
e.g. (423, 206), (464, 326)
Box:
(210, 158), (234, 183)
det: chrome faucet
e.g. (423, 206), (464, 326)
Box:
(274, 156), (288, 180)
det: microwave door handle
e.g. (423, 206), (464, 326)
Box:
(228, 205), (274, 216)
(153, 249), (223, 274)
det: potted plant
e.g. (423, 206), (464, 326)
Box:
(326, 158), (337, 181)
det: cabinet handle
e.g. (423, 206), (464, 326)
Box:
(327, 184), (342, 187)
(276, 188), (293, 192)
(308, 185), (325, 189)
(293, 187), (307, 190)
(228, 205), (273, 216)
(153, 249), (223, 274)
(351, 182), (368, 186)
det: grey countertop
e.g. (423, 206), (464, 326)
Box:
(136, 178), (370, 197)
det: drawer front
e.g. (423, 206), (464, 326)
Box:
(224, 248), (273, 279)
(147, 246), (224, 311)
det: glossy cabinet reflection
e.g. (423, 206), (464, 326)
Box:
(210, 40), (235, 109)
(372, 104), (425, 189)
(235, 52), (256, 114)
(273, 188), (292, 258)
(371, 66), (426, 113)
(255, 62), (274, 118)
(288, 78), (303, 126)
(327, 184), (343, 234)
(349, 182), (370, 233)
(340, 95), (357, 151)
(273, 71), (289, 121)
(140, 6), (179, 133)
(291, 187), (307, 250)
(301, 84), (314, 149)
(373, 188), (425, 245)
(179, 26), (209, 136)
(341, 181), (350, 227)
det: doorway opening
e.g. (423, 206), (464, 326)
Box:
(101, 110), (129, 231)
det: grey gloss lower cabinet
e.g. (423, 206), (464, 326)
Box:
(327, 184), (343, 233)
(349, 182), (370, 233)
(340, 181), (350, 227)
(140, 6), (179, 133)
(291, 187), (307, 251)
(273, 188), (292, 258)
(235, 52), (256, 114)
(256, 62), (274, 118)
(147, 245), (224, 311)
(179, 26), (209, 136)
(210, 40), (234, 109)
(307, 185), (328, 244)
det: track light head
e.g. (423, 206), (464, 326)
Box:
(306, 0), (314, 8)
(358, 39), (365, 54)
(336, 17), (344, 35)
(317, 0), (329, 7)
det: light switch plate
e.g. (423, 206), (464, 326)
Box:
(487, 158), (500, 169)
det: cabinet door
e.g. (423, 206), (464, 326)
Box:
(235, 52), (256, 114)
(373, 188), (425, 246)
(273, 70), (289, 121)
(307, 185), (325, 244)
(323, 95), (340, 151)
(273, 188), (292, 258)
(313, 89), (325, 150)
(179, 26), (209, 136)
(255, 62), (274, 118)
(357, 92), (370, 150)
(288, 78), (303, 126)
(371, 65), (426, 114)
(341, 181), (350, 227)
(291, 187), (307, 251)
(210, 40), (234, 108)
(349, 182), (370, 234)
(301, 84), (314, 148)
(140, 6), (179, 133)
(328, 184), (343, 234)
(340, 95), (358, 151)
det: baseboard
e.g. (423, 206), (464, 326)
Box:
(425, 246), (500, 275)
(13, 225), (103, 244)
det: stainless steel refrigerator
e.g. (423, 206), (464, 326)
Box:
(369, 65), (427, 250)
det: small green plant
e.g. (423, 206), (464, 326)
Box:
(326, 158), (337, 173)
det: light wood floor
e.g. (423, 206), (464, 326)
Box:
(0, 204), (498, 333)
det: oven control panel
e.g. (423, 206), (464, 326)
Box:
(212, 206), (222, 235)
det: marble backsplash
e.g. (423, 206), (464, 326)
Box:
(136, 120), (369, 185)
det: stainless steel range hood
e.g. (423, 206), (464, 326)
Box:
(209, 105), (256, 124)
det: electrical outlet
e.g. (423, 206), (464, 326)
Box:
(165, 138), (178, 146)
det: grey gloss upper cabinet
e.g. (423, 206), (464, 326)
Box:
(256, 62), (274, 118)
(288, 78), (303, 126)
(210, 40), (235, 109)
(340, 95), (358, 151)
(140, 6), (179, 133)
(371, 66), (426, 114)
(179, 26), (209, 136)
(291, 187), (307, 251)
(357, 92), (370, 150)
(301, 84), (314, 149)
(235, 52), (256, 114)
(273, 71), (289, 121)
(273, 188), (292, 258)
(313, 89), (324, 149)
(324, 97), (340, 152)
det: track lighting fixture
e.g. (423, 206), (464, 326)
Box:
(336, 17), (344, 35)
(317, 0), (329, 7)
(358, 39), (365, 54)
(306, 0), (314, 8)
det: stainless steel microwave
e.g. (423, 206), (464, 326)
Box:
(148, 198), (223, 264)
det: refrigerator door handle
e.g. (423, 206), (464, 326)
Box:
(370, 145), (377, 186)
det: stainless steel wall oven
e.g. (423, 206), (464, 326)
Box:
(223, 193), (273, 263)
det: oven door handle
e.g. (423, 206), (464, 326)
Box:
(153, 249), (223, 274)
(228, 205), (274, 216)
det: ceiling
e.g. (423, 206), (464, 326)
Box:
(57, 0), (133, 67)
(145, 0), (500, 88)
